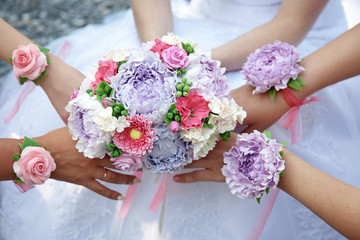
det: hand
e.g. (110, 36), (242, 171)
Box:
(35, 127), (140, 200)
(231, 85), (290, 133)
(173, 134), (238, 183)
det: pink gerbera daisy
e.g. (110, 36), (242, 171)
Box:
(113, 115), (157, 155)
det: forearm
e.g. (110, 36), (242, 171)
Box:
(0, 138), (21, 180)
(131, 0), (173, 42)
(278, 149), (360, 239)
(211, 0), (328, 72)
(0, 18), (85, 122)
(295, 24), (360, 100)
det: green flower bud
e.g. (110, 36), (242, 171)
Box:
(183, 92), (188, 97)
(89, 92), (94, 97)
(111, 148), (122, 158)
(183, 86), (190, 92)
(164, 115), (172, 123)
(208, 124), (214, 129)
(86, 89), (93, 94)
(121, 110), (128, 116)
(186, 81), (193, 87)
(172, 109), (179, 115)
(169, 103), (176, 111)
(176, 83), (184, 91)
(181, 69), (187, 74)
(167, 112), (174, 119)
(176, 91), (183, 98)
(182, 77), (187, 83)
(174, 115), (181, 122)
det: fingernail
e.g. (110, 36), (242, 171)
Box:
(117, 195), (126, 201)
(173, 175), (180, 182)
(133, 178), (141, 184)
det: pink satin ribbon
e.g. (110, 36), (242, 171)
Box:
(13, 181), (35, 193)
(149, 173), (167, 212)
(4, 40), (73, 124)
(118, 171), (143, 219)
(278, 88), (321, 145)
(246, 188), (280, 240)
(118, 172), (168, 219)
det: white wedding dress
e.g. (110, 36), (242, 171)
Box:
(1, 0), (359, 239)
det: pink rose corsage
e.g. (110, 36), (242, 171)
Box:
(12, 137), (56, 192)
(9, 42), (50, 85)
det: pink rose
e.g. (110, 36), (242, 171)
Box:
(12, 43), (48, 81)
(91, 60), (118, 90)
(169, 121), (179, 133)
(176, 91), (210, 130)
(13, 146), (56, 185)
(150, 39), (173, 59)
(111, 154), (143, 172)
(161, 46), (190, 70)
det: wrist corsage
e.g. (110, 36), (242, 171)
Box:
(9, 42), (50, 85)
(242, 40), (305, 101)
(12, 137), (56, 192)
(222, 130), (286, 204)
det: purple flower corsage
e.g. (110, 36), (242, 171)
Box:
(242, 40), (305, 100)
(222, 130), (286, 203)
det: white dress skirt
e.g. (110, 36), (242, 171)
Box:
(1, 0), (359, 239)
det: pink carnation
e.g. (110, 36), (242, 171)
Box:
(70, 87), (79, 100)
(150, 39), (173, 60)
(91, 60), (118, 90)
(13, 146), (56, 185)
(111, 154), (143, 172)
(112, 115), (157, 155)
(12, 43), (48, 81)
(176, 91), (210, 130)
(161, 46), (190, 70)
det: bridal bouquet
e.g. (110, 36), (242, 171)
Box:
(66, 33), (246, 174)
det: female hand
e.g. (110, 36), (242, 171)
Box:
(35, 127), (140, 200)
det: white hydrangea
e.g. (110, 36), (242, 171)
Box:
(208, 97), (247, 133)
(103, 48), (129, 62)
(180, 127), (218, 160)
(94, 107), (130, 135)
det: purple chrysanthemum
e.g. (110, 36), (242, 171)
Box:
(144, 124), (193, 173)
(110, 48), (179, 124)
(243, 40), (304, 94)
(184, 54), (230, 101)
(221, 130), (285, 199)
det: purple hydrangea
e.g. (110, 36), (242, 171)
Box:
(185, 54), (230, 101)
(110, 49), (179, 124)
(144, 124), (193, 173)
(243, 40), (304, 94)
(66, 95), (112, 158)
(221, 130), (285, 199)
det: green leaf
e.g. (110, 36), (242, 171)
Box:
(19, 136), (40, 151)
(19, 76), (28, 85)
(269, 87), (276, 101)
(47, 58), (50, 64)
(265, 188), (270, 194)
(263, 130), (272, 139)
(256, 197), (261, 205)
(280, 171), (285, 177)
(280, 141), (288, 147)
(220, 131), (231, 142)
(295, 76), (306, 86)
(287, 79), (302, 91)
(8, 57), (12, 63)
(15, 177), (24, 184)
(12, 154), (20, 162)
(279, 151), (284, 158)
(42, 70), (48, 77)
(39, 47), (50, 55)
(38, 75), (43, 82)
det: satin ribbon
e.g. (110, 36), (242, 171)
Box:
(246, 188), (280, 240)
(13, 181), (35, 193)
(278, 88), (321, 145)
(118, 172), (168, 219)
(3, 40), (73, 124)
(118, 171), (143, 219)
(149, 173), (168, 212)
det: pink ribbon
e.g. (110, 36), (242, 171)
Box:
(149, 173), (168, 212)
(118, 171), (143, 219)
(278, 88), (321, 145)
(4, 41), (73, 124)
(246, 187), (280, 240)
(13, 181), (35, 193)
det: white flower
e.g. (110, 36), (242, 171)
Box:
(161, 32), (183, 46)
(94, 107), (130, 135)
(103, 48), (129, 62)
(208, 98), (247, 133)
(180, 127), (218, 160)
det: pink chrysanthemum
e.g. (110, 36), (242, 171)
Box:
(112, 115), (157, 155)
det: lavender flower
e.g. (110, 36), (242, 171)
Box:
(66, 95), (112, 158)
(221, 130), (285, 199)
(144, 124), (193, 173)
(243, 40), (304, 94)
(110, 48), (179, 124)
(185, 54), (230, 101)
